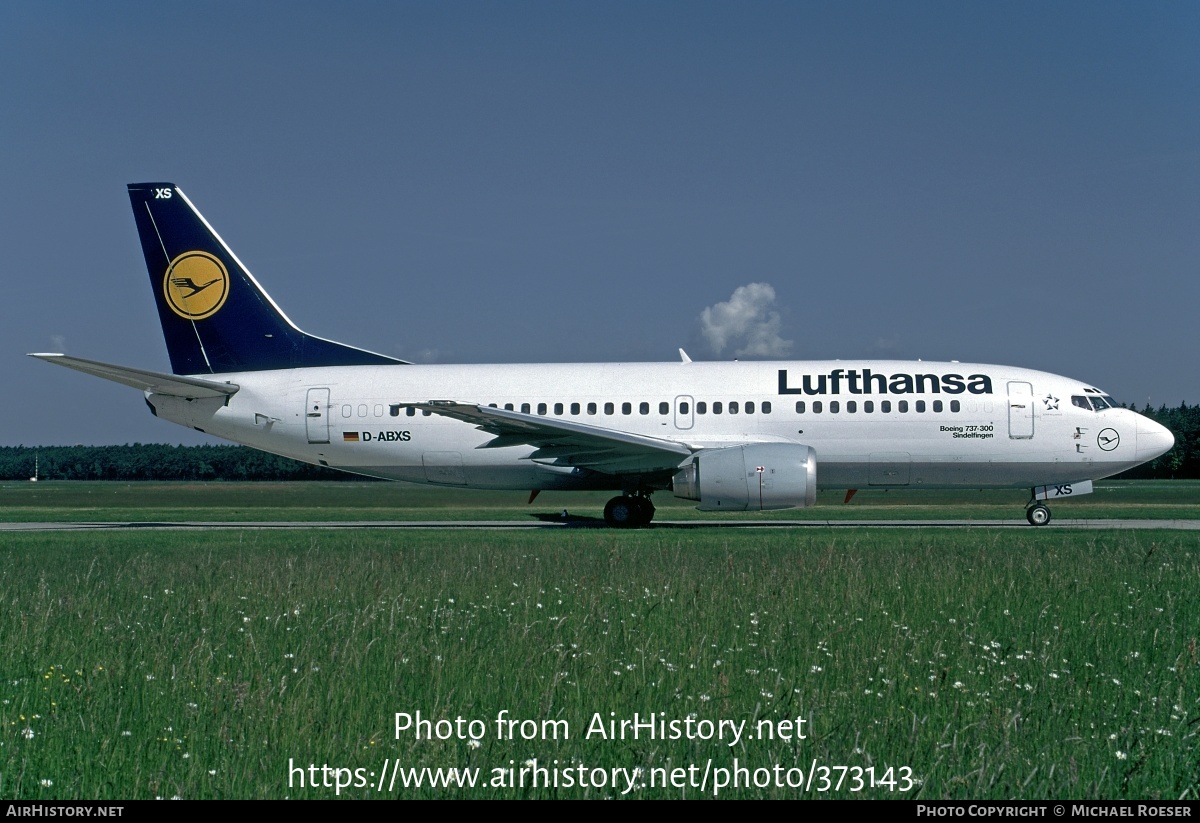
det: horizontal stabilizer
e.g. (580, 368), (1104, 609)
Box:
(29, 354), (239, 399)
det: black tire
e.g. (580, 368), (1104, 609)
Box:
(1026, 504), (1051, 526)
(604, 496), (639, 528)
(633, 496), (656, 527)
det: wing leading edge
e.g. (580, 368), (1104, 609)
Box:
(401, 401), (692, 474)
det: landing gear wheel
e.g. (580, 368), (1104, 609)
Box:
(1026, 504), (1051, 527)
(604, 495), (655, 528)
(633, 496), (656, 527)
(604, 496), (640, 528)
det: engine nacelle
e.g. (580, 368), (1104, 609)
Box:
(672, 443), (817, 511)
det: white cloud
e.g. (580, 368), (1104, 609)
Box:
(698, 283), (792, 358)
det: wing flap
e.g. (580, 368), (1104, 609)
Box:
(29, 354), (239, 399)
(401, 401), (692, 474)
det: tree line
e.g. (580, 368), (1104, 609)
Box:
(1, 401), (1196, 481)
(1116, 403), (1198, 479)
(0, 444), (357, 481)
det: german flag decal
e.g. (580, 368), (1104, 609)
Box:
(343, 432), (360, 442)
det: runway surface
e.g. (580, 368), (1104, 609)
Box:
(3, 519), (1200, 531)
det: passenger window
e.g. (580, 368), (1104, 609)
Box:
(950, 400), (960, 413)
(505, 403), (514, 411)
(881, 400), (891, 413)
(605, 402), (614, 415)
(745, 401), (755, 414)
(846, 401), (856, 413)
(358, 404), (368, 417)
(538, 403), (548, 415)
(729, 401), (739, 414)
(713, 402), (723, 414)
(406, 407), (416, 417)
(762, 401), (771, 414)
(659, 401), (669, 415)
(933, 400), (943, 413)
(697, 402), (707, 414)
(795, 401), (805, 413)
(521, 403), (531, 414)
(571, 402), (580, 415)
(830, 400), (839, 413)
(622, 402), (632, 415)
(679, 401), (690, 415)
(587, 402), (596, 415)
(389, 405), (400, 417)
(916, 400), (926, 413)
(639, 402), (650, 415)
(342, 404), (352, 418)
(864, 401), (874, 413)
(553, 403), (563, 415)
(813, 401), (823, 413)
(898, 400), (909, 413)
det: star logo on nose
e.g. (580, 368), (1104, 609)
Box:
(1043, 394), (1059, 411)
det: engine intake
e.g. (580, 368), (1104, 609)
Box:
(672, 443), (817, 511)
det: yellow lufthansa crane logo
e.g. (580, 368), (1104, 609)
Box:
(162, 251), (230, 320)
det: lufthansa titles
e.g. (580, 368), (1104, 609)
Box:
(779, 369), (994, 396)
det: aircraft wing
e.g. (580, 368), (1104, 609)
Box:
(401, 401), (692, 474)
(29, 354), (239, 399)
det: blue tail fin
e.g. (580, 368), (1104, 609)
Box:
(128, 182), (407, 374)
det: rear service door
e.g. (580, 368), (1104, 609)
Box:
(306, 388), (330, 444)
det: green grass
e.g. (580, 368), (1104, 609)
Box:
(1, 527), (1197, 799)
(3, 479), (1200, 523)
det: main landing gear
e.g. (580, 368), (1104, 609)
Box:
(603, 494), (656, 528)
(1025, 499), (1052, 527)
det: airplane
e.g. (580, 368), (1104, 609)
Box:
(31, 182), (1175, 528)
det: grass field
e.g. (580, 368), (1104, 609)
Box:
(0, 483), (1197, 799)
(4, 479), (1200, 523)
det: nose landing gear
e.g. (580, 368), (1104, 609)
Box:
(603, 494), (656, 528)
(1025, 500), (1052, 526)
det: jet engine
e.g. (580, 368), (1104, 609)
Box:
(672, 443), (817, 511)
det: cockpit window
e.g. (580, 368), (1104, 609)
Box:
(1073, 394), (1118, 411)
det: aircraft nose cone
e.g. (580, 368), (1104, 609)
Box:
(1136, 417), (1175, 461)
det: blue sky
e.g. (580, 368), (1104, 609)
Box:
(3, 1), (1198, 445)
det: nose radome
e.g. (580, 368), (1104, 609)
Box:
(1136, 417), (1175, 461)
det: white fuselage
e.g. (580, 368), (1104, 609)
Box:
(146, 359), (1172, 494)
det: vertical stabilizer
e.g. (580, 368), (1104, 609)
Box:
(127, 182), (406, 374)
